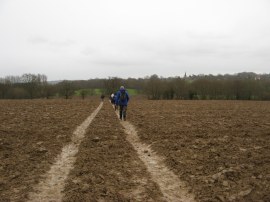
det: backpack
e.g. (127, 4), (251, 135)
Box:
(120, 91), (126, 101)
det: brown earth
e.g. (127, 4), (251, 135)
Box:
(1, 98), (270, 201)
(63, 100), (164, 201)
(0, 99), (99, 201)
(128, 100), (270, 202)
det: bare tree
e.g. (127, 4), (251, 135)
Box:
(0, 79), (10, 99)
(173, 77), (188, 99)
(43, 84), (55, 99)
(103, 77), (122, 95)
(80, 89), (88, 99)
(60, 80), (74, 99)
(144, 75), (163, 99)
(21, 74), (40, 99)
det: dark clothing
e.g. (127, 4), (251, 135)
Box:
(113, 93), (117, 104)
(111, 97), (115, 104)
(119, 105), (127, 120)
(100, 95), (105, 101)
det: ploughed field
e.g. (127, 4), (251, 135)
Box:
(0, 98), (270, 201)
(63, 100), (164, 201)
(128, 100), (270, 201)
(0, 99), (100, 201)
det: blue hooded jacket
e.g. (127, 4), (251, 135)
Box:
(116, 89), (129, 106)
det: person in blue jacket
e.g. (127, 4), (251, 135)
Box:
(116, 86), (129, 121)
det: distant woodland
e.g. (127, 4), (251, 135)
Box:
(0, 72), (270, 100)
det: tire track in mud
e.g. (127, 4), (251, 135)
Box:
(118, 111), (195, 201)
(63, 101), (164, 201)
(27, 102), (103, 202)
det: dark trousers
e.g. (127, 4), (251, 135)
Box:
(119, 105), (127, 120)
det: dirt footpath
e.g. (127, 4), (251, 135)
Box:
(63, 101), (164, 201)
(28, 102), (103, 202)
(0, 99), (99, 201)
(128, 100), (270, 202)
(120, 121), (195, 202)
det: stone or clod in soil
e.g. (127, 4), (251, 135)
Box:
(92, 137), (100, 142)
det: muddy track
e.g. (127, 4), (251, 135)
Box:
(128, 100), (270, 202)
(117, 109), (195, 201)
(2, 99), (269, 201)
(63, 101), (164, 201)
(28, 102), (103, 202)
(0, 99), (100, 201)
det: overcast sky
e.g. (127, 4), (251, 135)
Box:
(0, 0), (270, 80)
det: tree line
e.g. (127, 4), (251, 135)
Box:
(144, 73), (270, 100)
(0, 74), (75, 99)
(0, 72), (270, 100)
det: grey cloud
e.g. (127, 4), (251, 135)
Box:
(81, 47), (100, 56)
(186, 31), (231, 40)
(91, 59), (142, 67)
(28, 36), (76, 47)
(1, 0), (270, 80)
(249, 48), (270, 59)
(80, 37), (269, 71)
(28, 36), (49, 44)
(50, 39), (76, 47)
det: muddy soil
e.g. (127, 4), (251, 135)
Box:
(63, 101), (164, 201)
(128, 100), (270, 202)
(0, 99), (99, 201)
(121, 120), (195, 202)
